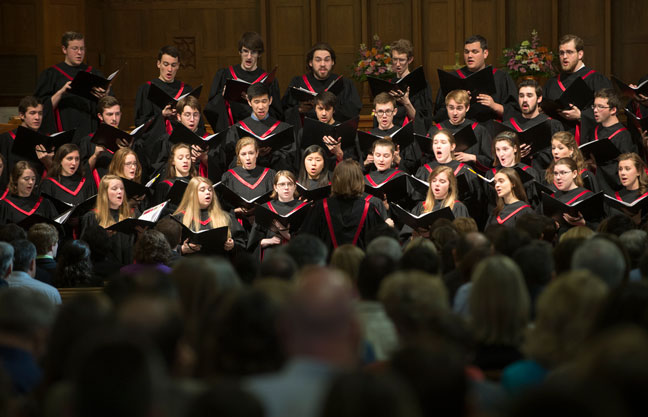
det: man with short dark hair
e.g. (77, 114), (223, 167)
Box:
(282, 43), (361, 128)
(135, 45), (199, 137)
(387, 38), (434, 133)
(226, 83), (295, 171)
(0, 242), (13, 288)
(6, 240), (61, 305)
(543, 34), (612, 144)
(502, 79), (564, 171)
(434, 35), (518, 130)
(581, 88), (635, 193)
(205, 32), (283, 132)
(34, 31), (109, 138)
(0, 96), (49, 183)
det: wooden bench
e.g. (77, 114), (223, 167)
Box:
(58, 287), (104, 303)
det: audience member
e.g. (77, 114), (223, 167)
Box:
(7, 240), (61, 304)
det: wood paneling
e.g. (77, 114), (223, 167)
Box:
(0, 0), (643, 121)
(558, 0), (607, 75)
(611, 0), (648, 84)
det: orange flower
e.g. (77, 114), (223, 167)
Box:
(385, 57), (391, 64)
(371, 47), (377, 55)
(537, 46), (547, 53)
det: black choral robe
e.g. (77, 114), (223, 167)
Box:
(173, 209), (247, 254)
(0, 194), (57, 225)
(501, 113), (564, 172)
(428, 119), (494, 172)
(543, 65), (611, 144)
(299, 195), (386, 250)
(220, 165), (276, 211)
(486, 200), (534, 227)
(34, 62), (107, 139)
(377, 74), (435, 134)
(433, 67), (519, 130)
(281, 72), (361, 128)
(80, 208), (135, 266)
(549, 187), (600, 234)
(247, 199), (308, 258)
(225, 116), (296, 171)
(204, 65), (283, 132)
(40, 174), (97, 208)
(581, 122), (635, 195)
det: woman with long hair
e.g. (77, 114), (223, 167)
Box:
(297, 145), (331, 189)
(108, 147), (148, 210)
(614, 153), (648, 202)
(153, 143), (197, 205)
(0, 160), (57, 224)
(248, 170), (309, 257)
(40, 143), (97, 206)
(173, 176), (246, 255)
(80, 174), (136, 265)
(300, 159), (385, 250)
(486, 167), (534, 227)
(546, 131), (598, 192)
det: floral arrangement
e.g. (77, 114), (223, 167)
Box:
(351, 34), (396, 82)
(502, 30), (555, 79)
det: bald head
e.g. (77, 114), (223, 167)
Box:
(285, 267), (359, 364)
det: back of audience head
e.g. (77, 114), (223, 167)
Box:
(569, 326), (648, 417)
(559, 225), (594, 242)
(469, 255), (529, 346)
(330, 244), (365, 281)
(133, 229), (172, 266)
(452, 216), (478, 235)
(515, 213), (557, 244)
(170, 257), (241, 348)
(357, 254), (396, 301)
(186, 380), (264, 417)
(571, 237), (627, 288)
(285, 233), (328, 268)
(27, 223), (59, 256)
(490, 227), (531, 257)
(366, 236), (401, 263)
(0, 242), (13, 279)
(259, 249), (297, 281)
(598, 214), (635, 236)
(11, 239), (36, 274)
(197, 287), (286, 377)
(0, 224), (26, 243)
(231, 251), (260, 285)
(0, 287), (57, 360)
(523, 270), (607, 369)
(44, 294), (113, 386)
(320, 371), (422, 417)
(553, 237), (586, 275)
(283, 267), (359, 366)
(55, 240), (94, 287)
(379, 271), (449, 344)
(595, 281), (648, 333)
(116, 293), (186, 375)
(390, 345), (468, 417)
(619, 230), (648, 271)
(512, 241), (554, 308)
(72, 331), (167, 417)
(154, 216), (182, 251)
(399, 245), (440, 275)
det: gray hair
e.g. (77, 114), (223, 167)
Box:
(366, 236), (402, 262)
(572, 238), (626, 288)
(0, 287), (57, 337)
(0, 242), (13, 277)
